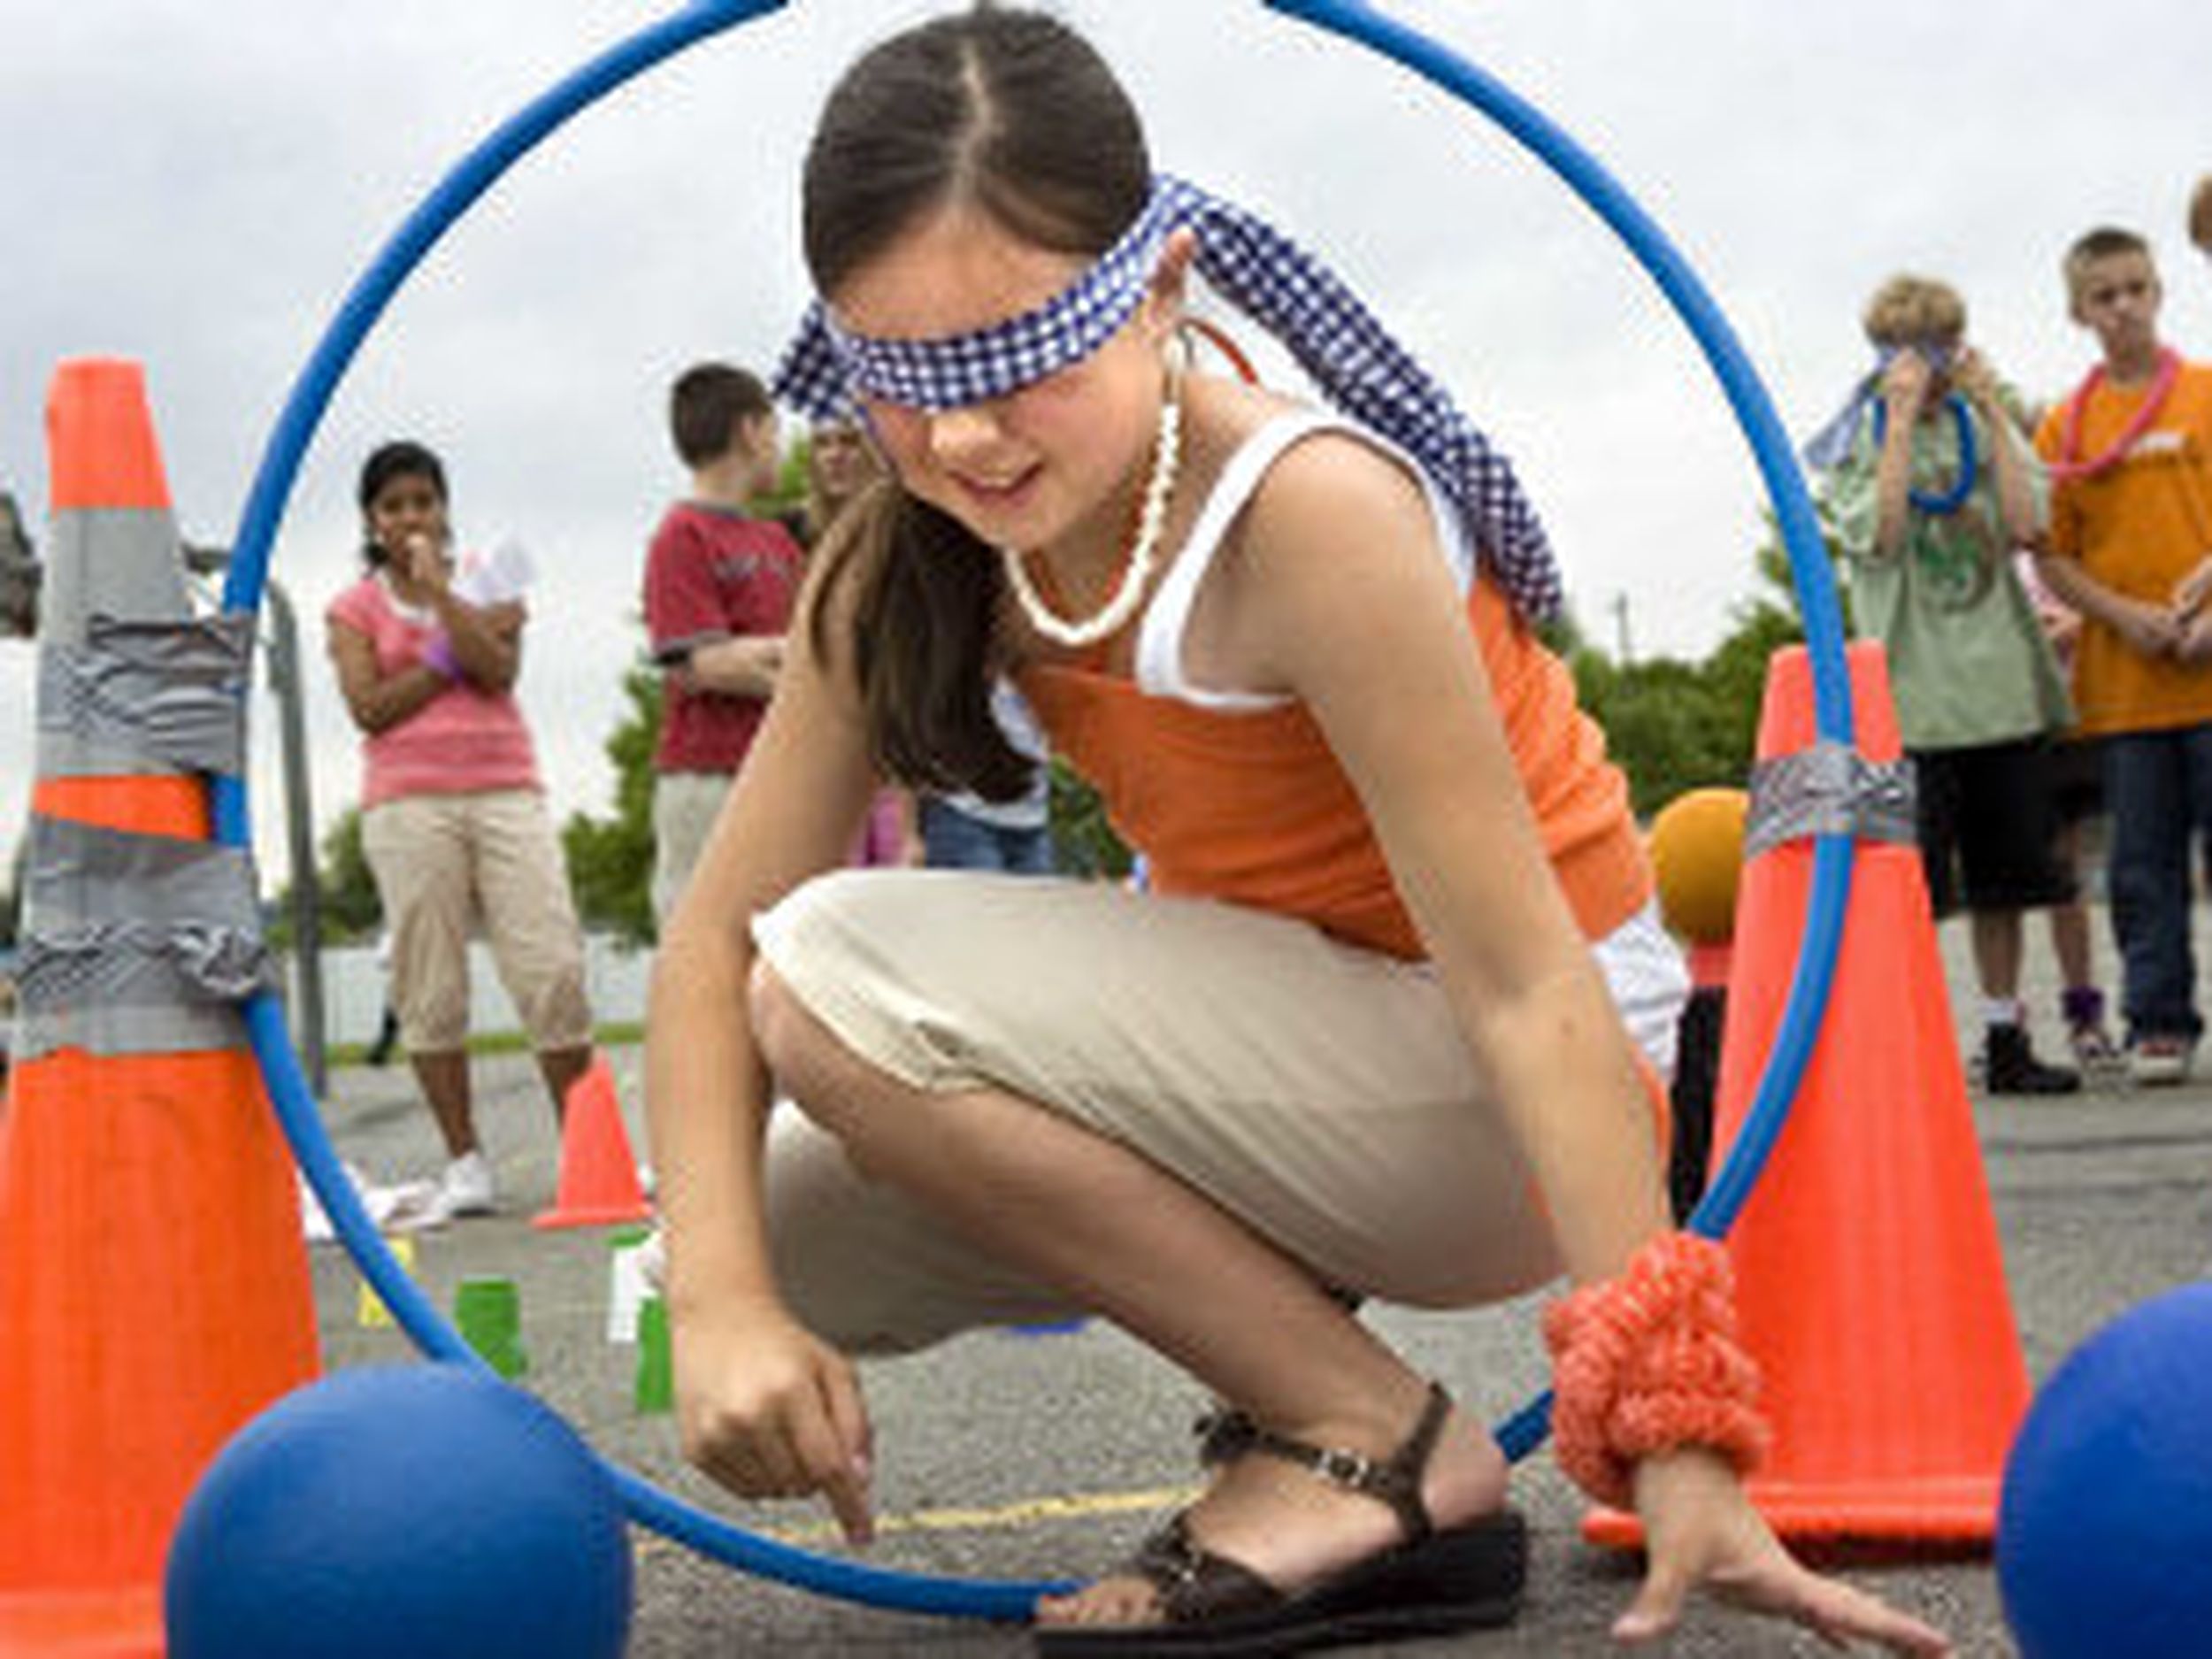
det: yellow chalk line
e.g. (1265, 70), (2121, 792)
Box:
(634, 1482), (1195, 1558)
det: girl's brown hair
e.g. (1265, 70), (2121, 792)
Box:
(801, 5), (1150, 800)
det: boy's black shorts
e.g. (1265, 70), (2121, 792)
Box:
(2046, 735), (2105, 827)
(1913, 737), (2077, 918)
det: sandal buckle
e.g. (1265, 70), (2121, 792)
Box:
(1311, 1447), (1378, 1490)
(1137, 1521), (1208, 1591)
(1194, 1408), (1257, 1466)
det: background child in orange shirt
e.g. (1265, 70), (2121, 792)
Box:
(2032, 228), (2212, 1084)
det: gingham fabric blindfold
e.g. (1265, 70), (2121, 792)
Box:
(772, 174), (1561, 620)
(1801, 342), (1962, 472)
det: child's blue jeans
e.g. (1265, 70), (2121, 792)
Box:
(2103, 720), (2212, 1042)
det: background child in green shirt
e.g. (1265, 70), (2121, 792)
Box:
(1818, 273), (2079, 1094)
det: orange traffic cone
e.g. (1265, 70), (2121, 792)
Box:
(0, 360), (320, 1654)
(1586, 640), (2029, 1548)
(533, 1057), (652, 1229)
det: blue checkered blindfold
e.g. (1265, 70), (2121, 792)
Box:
(773, 175), (1561, 620)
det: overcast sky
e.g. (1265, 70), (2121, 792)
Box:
(4, 1), (2208, 887)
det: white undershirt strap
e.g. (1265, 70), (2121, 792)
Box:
(1133, 410), (1471, 710)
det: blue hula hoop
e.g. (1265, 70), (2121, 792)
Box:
(215, 0), (1858, 1619)
(1871, 392), (1979, 516)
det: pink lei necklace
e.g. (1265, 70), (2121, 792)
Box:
(2050, 347), (2182, 482)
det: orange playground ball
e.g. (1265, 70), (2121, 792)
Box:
(1648, 787), (1748, 946)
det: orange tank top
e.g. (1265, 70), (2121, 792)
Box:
(1017, 411), (1649, 960)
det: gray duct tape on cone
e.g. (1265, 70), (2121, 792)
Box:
(1742, 740), (1918, 860)
(14, 816), (270, 1059)
(40, 506), (195, 646)
(35, 612), (252, 780)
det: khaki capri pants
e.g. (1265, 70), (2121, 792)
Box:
(361, 788), (594, 1056)
(753, 870), (1687, 1356)
(652, 769), (732, 926)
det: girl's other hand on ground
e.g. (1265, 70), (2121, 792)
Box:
(672, 1295), (876, 1544)
(1619, 1450), (1952, 1655)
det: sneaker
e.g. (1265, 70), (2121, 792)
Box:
(432, 1150), (498, 1219)
(2127, 1034), (2195, 1088)
(2061, 987), (2120, 1072)
(1984, 1025), (2080, 1096)
(298, 1161), (443, 1240)
(2070, 1022), (2122, 1071)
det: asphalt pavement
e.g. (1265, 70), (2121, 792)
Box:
(303, 909), (2212, 1657)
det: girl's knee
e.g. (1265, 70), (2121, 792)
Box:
(749, 958), (879, 1138)
(748, 958), (812, 1079)
(750, 872), (922, 1094)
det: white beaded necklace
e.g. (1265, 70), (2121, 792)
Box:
(1002, 367), (1183, 649)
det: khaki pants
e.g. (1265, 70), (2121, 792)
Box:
(362, 789), (592, 1054)
(653, 770), (733, 926)
(751, 870), (1686, 1354)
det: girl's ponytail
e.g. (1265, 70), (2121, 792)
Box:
(806, 484), (1033, 803)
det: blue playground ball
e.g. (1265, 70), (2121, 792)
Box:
(1998, 1283), (2212, 1659)
(165, 1363), (633, 1659)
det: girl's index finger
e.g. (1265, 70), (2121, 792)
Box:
(802, 1366), (874, 1546)
(822, 1358), (874, 1471)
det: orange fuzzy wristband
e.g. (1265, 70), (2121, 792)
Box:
(1541, 1232), (1770, 1509)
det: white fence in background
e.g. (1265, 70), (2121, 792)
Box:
(284, 934), (653, 1049)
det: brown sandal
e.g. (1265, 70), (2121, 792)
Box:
(1032, 1382), (1525, 1656)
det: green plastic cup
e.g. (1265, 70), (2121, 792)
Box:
(454, 1276), (528, 1380)
(634, 1294), (672, 1415)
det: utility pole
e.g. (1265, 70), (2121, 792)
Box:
(264, 581), (327, 1097)
(1610, 591), (1635, 666)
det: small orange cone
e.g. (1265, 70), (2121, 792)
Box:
(1586, 641), (2030, 1547)
(0, 361), (320, 1654)
(534, 1057), (652, 1229)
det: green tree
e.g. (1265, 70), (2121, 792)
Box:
(1049, 759), (1132, 880)
(1564, 507), (1839, 818)
(319, 807), (385, 941)
(1567, 603), (1800, 818)
(762, 434), (811, 524)
(268, 806), (384, 949)
(563, 662), (663, 946)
